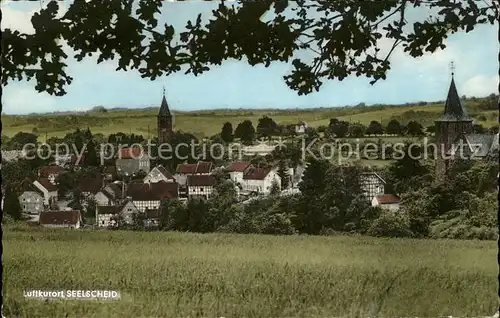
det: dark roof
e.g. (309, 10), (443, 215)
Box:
(227, 162), (252, 172)
(243, 167), (271, 180)
(437, 77), (472, 122)
(176, 163), (197, 174)
(126, 182), (179, 201)
(19, 178), (44, 196)
(77, 178), (102, 194)
(360, 172), (386, 184)
(39, 210), (81, 225)
(176, 161), (213, 174)
(187, 175), (216, 187)
(447, 133), (499, 157)
(97, 205), (123, 215)
(35, 178), (58, 192)
(374, 194), (401, 204)
(158, 93), (171, 116)
(40, 165), (66, 176)
(104, 183), (123, 198)
(155, 165), (175, 179)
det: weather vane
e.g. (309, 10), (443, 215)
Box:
(162, 85), (165, 96)
(450, 61), (455, 76)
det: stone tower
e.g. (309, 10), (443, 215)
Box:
(434, 73), (473, 175)
(157, 89), (173, 144)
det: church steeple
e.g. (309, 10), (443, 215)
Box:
(438, 62), (472, 122)
(434, 62), (474, 177)
(157, 87), (173, 143)
(158, 87), (171, 116)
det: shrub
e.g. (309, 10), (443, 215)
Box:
(367, 213), (413, 238)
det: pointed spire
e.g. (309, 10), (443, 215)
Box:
(437, 66), (472, 122)
(158, 86), (171, 116)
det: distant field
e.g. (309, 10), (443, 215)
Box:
(2, 100), (497, 139)
(3, 227), (497, 317)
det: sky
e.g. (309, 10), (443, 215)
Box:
(1, 0), (499, 115)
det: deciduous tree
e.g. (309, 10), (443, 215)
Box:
(4, 1), (496, 96)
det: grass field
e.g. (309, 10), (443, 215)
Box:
(2, 100), (498, 139)
(3, 227), (497, 317)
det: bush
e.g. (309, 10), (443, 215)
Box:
(367, 213), (413, 238)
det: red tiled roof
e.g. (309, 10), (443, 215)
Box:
(126, 182), (179, 201)
(39, 210), (81, 225)
(176, 161), (213, 174)
(227, 162), (252, 172)
(187, 175), (216, 187)
(119, 147), (148, 159)
(40, 165), (66, 176)
(195, 161), (213, 174)
(176, 164), (197, 174)
(77, 178), (103, 194)
(35, 178), (58, 192)
(243, 167), (271, 180)
(374, 194), (401, 204)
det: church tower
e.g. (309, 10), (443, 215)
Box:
(157, 88), (173, 144)
(435, 64), (473, 175)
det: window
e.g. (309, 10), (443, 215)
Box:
(128, 208), (132, 212)
(23, 198), (26, 201)
(200, 187), (204, 192)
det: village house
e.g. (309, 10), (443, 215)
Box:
(144, 208), (161, 228)
(96, 205), (123, 227)
(143, 165), (176, 183)
(295, 121), (308, 134)
(33, 178), (58, 206)
(446, 132), (499, 159)
(372, 194), (401, 213)
(360, 172), (385, 202)
(227, 162), (253, 185)
(241, 167), (281, 194)
(94, 182), (123, 206)
(126, 181), (179, 212)
(95, 200), (140, 227)
(175, 161), (214, 176)
(175, 161), (214, 198)
(39, 210), (82, 229)
(17, 179), (44, 215)
(116, 147), (151, 177)
(77, 178), (104, 203)
(187, 175), (216, 200)
(39, 165), (67, 185)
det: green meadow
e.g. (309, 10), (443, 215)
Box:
(3, 227), (497, 318)
(2, 99), (497, 139)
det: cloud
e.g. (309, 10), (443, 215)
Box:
(461, 75), (499, 98)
